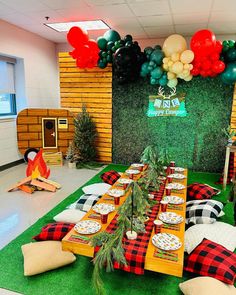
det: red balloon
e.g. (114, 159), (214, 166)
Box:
(200, 70), (208, 77)
(215, 40), (223, 54)
(190, 29), (216, 56)
(210, 52), (220, 61)
(202, 60), (211, 71)
(191, 67), (200, 76)
(67, 26), (88, 48)
(212, 60), (225, 74)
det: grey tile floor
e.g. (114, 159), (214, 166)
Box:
(0, 162), (105, 294)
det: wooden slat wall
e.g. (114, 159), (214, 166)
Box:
(59, 52), (112, 163)
(230, 84), (236, 168)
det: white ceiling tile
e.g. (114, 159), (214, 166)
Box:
(209, 22), (236, 34)
(90, 3), (134, 18)
(23, 10), (63, 23)
(209, 12), (236, 23)
(128, 0), (170, 16)
(0, 0), (49, 12)
(1, 12), (35, 26)
(144, 25), (175, 38)
(212, 0), (236, 11)
(169, 0), (212, 14)
(39, 0), (90, 9)
(173, 13), (209, 25)
(0, 2), (18, 15)
(85, 0), (126, 5)
(138, 14), (173, 27)
(175, 23), (207, 36)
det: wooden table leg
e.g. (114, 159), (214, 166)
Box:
(223, 147), (231, 190)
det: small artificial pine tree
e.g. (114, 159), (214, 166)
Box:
(74, 106), (97, 167)
(65, 141), (78, 163)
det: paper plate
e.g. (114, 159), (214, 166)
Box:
(166, 183), (185, 190)
(125, 169), (140, 175)
(74, 220), (101, 235)
(117, 178), (133, 184)
(163, 195), (184, 205)
(159, 212), (184, 224)
(152, 233), (182, 251)
(92, 203), (115, 214)
(131, 163), (144, 167)
(174, 167), (185, 172)
(107, 189), (124, 197)
(169, 173), (186, 179)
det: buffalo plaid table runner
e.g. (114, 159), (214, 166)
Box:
(95, 184), (165, 275)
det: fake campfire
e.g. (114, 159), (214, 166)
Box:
(8, 150), (61, 194)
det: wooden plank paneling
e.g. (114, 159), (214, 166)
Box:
(230, 85), (236, 168)
(59, 52), (112, 163)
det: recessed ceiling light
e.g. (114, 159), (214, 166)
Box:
(44, 20), (110, 32)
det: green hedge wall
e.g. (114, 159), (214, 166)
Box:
(112, 76), (234, 172)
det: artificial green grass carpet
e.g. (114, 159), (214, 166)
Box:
(0, 164), (233, 295)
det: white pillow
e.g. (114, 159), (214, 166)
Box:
(184, 221), (236, 254)
(82, 183), (111, 195)
(54, 209), (86, 223)
(179, 277), (236, 295)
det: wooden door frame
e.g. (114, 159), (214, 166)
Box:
(42, 118), (58, 149)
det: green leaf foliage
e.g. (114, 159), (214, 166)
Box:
(112, 76), (234, 172)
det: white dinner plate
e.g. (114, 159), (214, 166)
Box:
(166, 183), (185, 190)
(169, 173), (186, 179)
(92, 203), (115, 214)
(117, 178), (133, 184)
(152, 233), (182, 251)
(125, 169), (140, 175)
(74, 220), (101, 235)
(107, 189), (124, 197)
(163, 195), (184, 205)
(159, 212), (184, 224)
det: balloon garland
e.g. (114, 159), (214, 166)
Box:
(66, 27), (236, 87)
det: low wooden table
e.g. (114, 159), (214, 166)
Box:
(223, 145), (236, 189)
(62, 168), (187, 277)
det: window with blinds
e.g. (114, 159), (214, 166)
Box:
(0, 57), (16, 116)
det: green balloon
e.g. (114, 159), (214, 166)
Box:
(140, 62), (150, 77)
(101, 51), (107, 58)
(144, 47), (154, 58)
(159, 75), (168, 86)
(151, 67), (163, 79)
(125, 40), (133, 47)
(103, 29), (121, 42)
(150, 49), (164, 66)
(150, 77), (158, 85)
(106, 54), (113, 63)
(111, 46), (117, 52)
(226, 48), (236, 62)
(229, 40), (235, 48)
(106, 41), (114, 50)
(149, 61), (156, 67)
(98, 59), (107, 69)
(223, 40), (229, 47)
(221, 62), (236, 84)
(222, 45), (229, 52)
(97, 37), (107, 50)
(154, 45), (162, 50)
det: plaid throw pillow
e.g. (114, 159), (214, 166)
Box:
(100, 170), (120, 185)
(33, 222), (74, 241)
(184, 238), (236, 285)
(187, 183), (220, 200)
(186, 199), (223, 224)
(74, 194), (101, 212)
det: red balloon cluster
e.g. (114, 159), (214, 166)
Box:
(67, 27), (99, 68)
(190, 29), (225, 77)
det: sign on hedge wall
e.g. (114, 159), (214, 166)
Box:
(147, 87), (187, 117)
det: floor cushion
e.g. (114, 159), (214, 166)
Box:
(179, 277), (236, 295)
(185, 221), (236, 254)
(184, 238), (236, 285)
(54, 209), (86, 223)
(186, 199), (223, 224)
(68, 194), (101, 212)
(82, 183), (111, 195)
(33, 222), (74, 241)
(187, 183), (220, 200)
(22, 241), (76, 276)
(100, 170), (121, 185)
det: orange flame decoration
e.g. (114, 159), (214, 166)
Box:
(26, 150), (50, 179)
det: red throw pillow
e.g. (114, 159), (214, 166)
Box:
(33, 222), (74, 241)
(184, 238), (236, 285)
(100, 170), (120, 185)
(187, 183), (220, 200)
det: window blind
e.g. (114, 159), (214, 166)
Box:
(0, 61), (15, 94)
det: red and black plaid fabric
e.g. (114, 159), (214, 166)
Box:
(100, 170), (121, 185)
(95, 184), (165, 275)
(184, 238), (236, 285)
(187, 183), (220, 200)
(33, 222), (74, 241)
(217, 152), (234, 184)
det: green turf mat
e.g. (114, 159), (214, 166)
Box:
(0, 165), (233, 295)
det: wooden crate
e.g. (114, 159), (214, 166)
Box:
(43, 152), (63, 166)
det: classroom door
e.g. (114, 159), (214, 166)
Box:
(42, 118), (57, 148)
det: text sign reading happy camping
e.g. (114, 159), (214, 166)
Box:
(147, 87), (187, 117)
